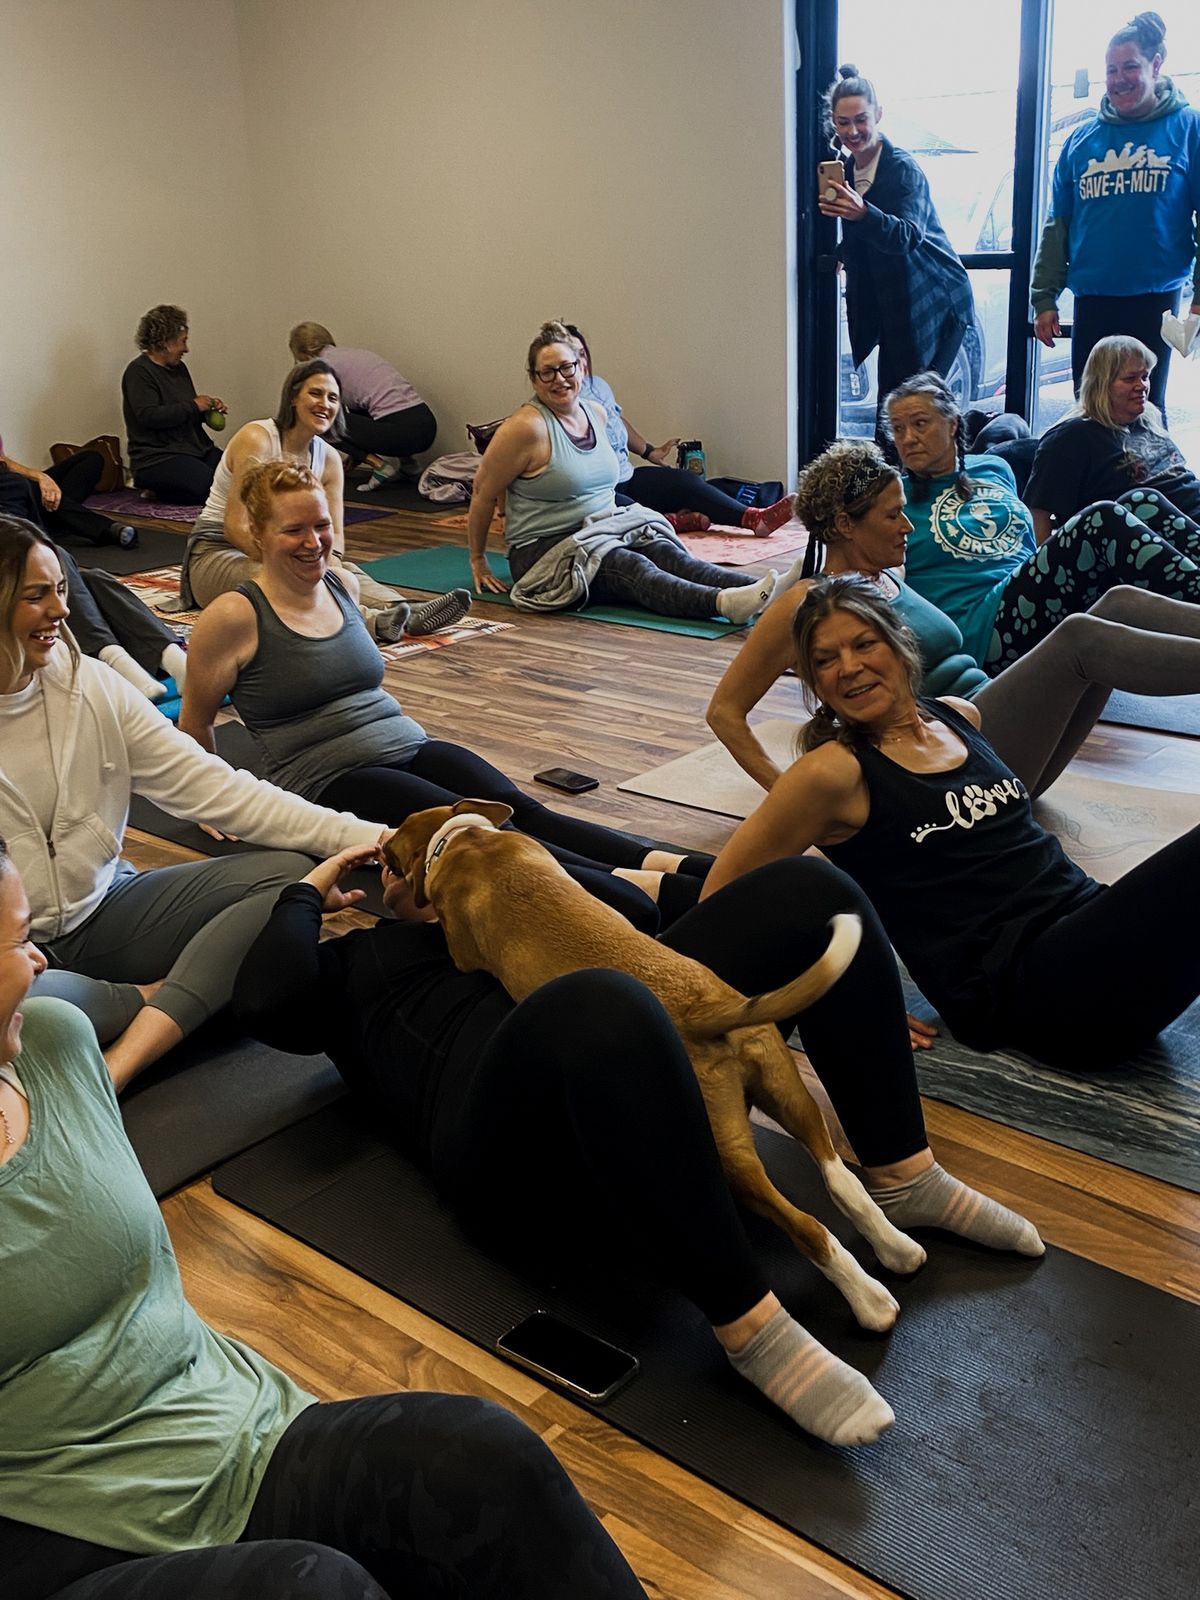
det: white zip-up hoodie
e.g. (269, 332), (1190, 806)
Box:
(1, 650), (382, 942)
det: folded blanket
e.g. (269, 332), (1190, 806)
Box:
(509, 504), (680, 611)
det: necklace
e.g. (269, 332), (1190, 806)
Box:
(0, 1095), (14, 1149)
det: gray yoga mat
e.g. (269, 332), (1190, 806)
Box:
(215, 1102), (1200, 1600)
(63, 524), (187, 574)
(1101, 688), (1200, 738)
(122, 1022), (344, 1198)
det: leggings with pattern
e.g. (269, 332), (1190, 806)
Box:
(4, 1393), (646, 1600)
(986, 489), (1200, 671)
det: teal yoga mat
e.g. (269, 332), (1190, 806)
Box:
(361, 549), (745, 638)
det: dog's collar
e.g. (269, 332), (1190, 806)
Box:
(425, 813), (499, 874)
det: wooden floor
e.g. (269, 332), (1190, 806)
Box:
(127, 506), (1200, 1600)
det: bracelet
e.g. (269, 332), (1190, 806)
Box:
(642, 442), (657, 460)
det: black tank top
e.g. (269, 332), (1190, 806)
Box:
(824, 700), (1103, 1046)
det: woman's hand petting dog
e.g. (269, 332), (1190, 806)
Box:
(302, 843), (381, 912)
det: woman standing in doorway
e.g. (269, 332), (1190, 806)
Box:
(1031, 12), (1200, 421)
(818, 65), (975, 440)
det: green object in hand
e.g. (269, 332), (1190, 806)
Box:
(206, 409), (226, 431)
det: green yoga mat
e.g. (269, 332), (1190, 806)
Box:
(361, 549), (745, 638)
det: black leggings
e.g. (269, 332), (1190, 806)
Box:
(132, 448), (222, 504)
(621, 463), (750, 523)
(43, 452), (116, 545)
(317, 740), (667, 930)
(357, 859), (930, 1328)
(997, 822), (1200, 1069)
(3, 1393), (645, 1600)
(342, 403), (437, 464)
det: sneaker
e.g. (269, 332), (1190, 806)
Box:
(109, 522), (139, 549)
(665, 511), (712, 533)
(404, 588), (473, 637)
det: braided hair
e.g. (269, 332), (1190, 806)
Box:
(881, 371), (987, 504)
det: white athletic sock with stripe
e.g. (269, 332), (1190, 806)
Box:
(728, 1307), (894, 1446)
(867, 1162), (1044, 1256)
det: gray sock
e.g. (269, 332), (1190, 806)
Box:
(868, 1162), (1044, 1256)
(728, 1307), (894, 1447)
(404, 588), (472, 636)
(372, 601), (412, 644)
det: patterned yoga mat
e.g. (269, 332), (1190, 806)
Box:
(85, 490), (386, 528)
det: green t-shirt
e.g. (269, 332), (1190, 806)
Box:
(0, 998), (314, 1554)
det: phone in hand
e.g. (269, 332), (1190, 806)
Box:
(496, 1312), (639, 1402)
(534, 767), (599, 794)
(818, 159), (845, 201)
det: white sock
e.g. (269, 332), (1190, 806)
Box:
(717, 570), (778, 625)
(99, 644), (166, 701)
(773, 555), (809, 596)
(160, 642), (188, 688)
(728, 1307), (894, 1446)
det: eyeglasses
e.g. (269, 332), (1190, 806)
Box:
(534, 361), (580, 383)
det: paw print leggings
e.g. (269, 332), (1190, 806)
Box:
(986, 489), (1200, 672)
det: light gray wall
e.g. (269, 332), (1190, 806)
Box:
(3, 0), (796, 483)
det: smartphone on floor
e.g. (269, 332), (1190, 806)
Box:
(534, 767), (600, 794)
(496, 1312), (639, 1402)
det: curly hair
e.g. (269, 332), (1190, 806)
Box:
(0, 516), (80, 692)
(793, 574), (923, 755)
(239, 460), (325, 535)
(792, 439), (899, 576)
(1108, 10), (1166, 61)
(289, 322), (334, 362)
(134, 305), (188, 351)
(526, 321), (576, 379)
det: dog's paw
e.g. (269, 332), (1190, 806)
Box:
(845, 1271), (901, 1333)
(872, 1229), (927, 1275)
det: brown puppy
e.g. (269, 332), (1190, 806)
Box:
(383, 801), (926, 1329)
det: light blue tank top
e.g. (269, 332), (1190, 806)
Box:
(504, 399), (619, 550)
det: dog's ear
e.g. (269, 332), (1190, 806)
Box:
(381, 827), (431, 909)
(454, 798), (514, 828)
(408, 852), (431, 910)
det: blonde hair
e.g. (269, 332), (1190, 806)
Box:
(289, 321), (334, 361)
(0, 517), (80, 691)
(792, 574), (922, 754)
(240, 459), (326, 535)
(1066, 335), (1166, 434)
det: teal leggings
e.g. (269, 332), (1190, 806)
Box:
(986, 489), (1200, 671)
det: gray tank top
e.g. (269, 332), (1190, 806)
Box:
(231, 575), (426, 801)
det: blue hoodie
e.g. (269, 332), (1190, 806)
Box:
(1032, 77), (1200, 306)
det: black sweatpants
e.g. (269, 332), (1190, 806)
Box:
(133, 447), (223, 504)
(342, 403), (437, 464)
(3, 1393), (646, 1600)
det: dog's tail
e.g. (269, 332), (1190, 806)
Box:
(688, 913), (862, 1037)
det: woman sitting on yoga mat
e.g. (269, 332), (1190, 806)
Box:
(561, 320), (794, 536)
(703, 575), (1200, 1069)
(235, 843), (1041, 1450)
(0, 848), (648, 1600)
(883, 369), (1200, 675)
(466, 322), (802, 620)
(121, 304), (227, 504)
(0, 515), (393, 1090)
(180, 360), (469, 642)
(707, 438), (1200, 800)
(180, 460), (704, 929)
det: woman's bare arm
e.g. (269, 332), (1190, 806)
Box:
(706, 582), (810, 790)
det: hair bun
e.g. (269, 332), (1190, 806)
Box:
(1131, 11), (1165, 46)
(838, 62), (859, 79)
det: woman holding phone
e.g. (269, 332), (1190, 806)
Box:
(819, 65), (975, 438)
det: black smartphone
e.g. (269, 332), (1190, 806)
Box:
(496, 1312), (638, 1402)
(533, 767), (600, 794)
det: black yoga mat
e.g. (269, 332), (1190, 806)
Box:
(215, 1102), (1200, 1600)
(1100, 688), (1200, 739)
(122, 1019), (343, 1198)
(61, 524), (188, 574)
(343, 475), (444, 513)
(902, 982), (1200, 1194)
(126, 721), (389, 917)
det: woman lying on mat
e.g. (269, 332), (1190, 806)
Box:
(180, 360), (469, 642)
(1024, 335), (1200, 542)
(0, 515), (393, 1090)
(466, 322), (803, 620)
(562, 319), (794, 535)
(703, 575), (1200, 1070)
(708, 438), (1200, 799)
(288, 320), (438, 487)
(180, 460), (706, 929)
(0, 849), (648, 1600)
(884, 369), (1200, 676)
(121, 303), (226, 504)
(235, 844), (1041, 1450)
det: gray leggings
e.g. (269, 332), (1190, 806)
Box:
(508, 532), (757, 620)
(33, 852), (313, 1041)
(973, 585), (1200, 797)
